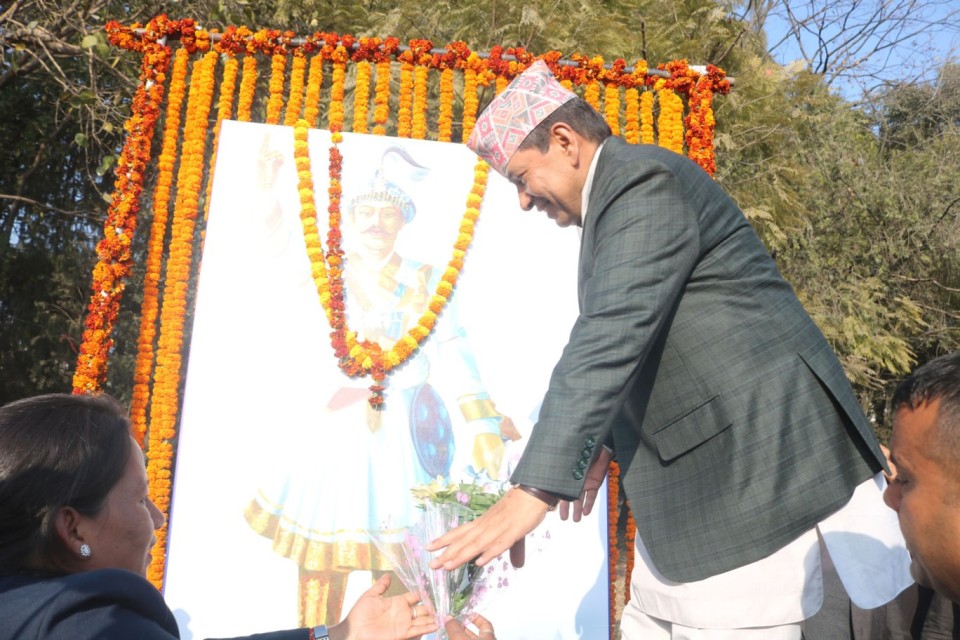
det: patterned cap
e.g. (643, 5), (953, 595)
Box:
(466, 60), (576, 176)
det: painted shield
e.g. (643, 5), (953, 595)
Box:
(409, 383), (455, 478)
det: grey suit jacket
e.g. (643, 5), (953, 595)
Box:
(510, 138), (886, 582)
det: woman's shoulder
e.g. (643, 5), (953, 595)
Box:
(0, 569), (180, 640)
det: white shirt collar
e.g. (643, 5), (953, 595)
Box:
(579, 140), (607, 230)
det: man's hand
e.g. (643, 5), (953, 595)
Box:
(559, 446), (612, 522)
(426, 486), (550, 571)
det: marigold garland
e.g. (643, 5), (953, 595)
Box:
(237, 54), (258, 121)
(624, 87), (640, 145)
(304, 52), (324, 127)
(603, 83), (620, 136)
(266, 53), (287, 124)
(284, 53), (307, 127)
(73, 16), (175, 395)
(624, 506), (637, 605)
(128, 46), (189, 446)
(203, 54), (240, 222)
(373, 59), (392, 135)
(640, 90), (655, 145)
(397, 58), (414, 137)
(654, 78), (685, 155)
(461, 66), (480, 140)
(437, 67), (455, 142)
(352, 60), (372, 133)
(608, 459), (621, 634)
(684, 65), (730, 175)
(293, 119), (488, 407)
(144, 49), (218, 587)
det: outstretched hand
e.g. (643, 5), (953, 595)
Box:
(335, 574), (438, 640)
(426, 486), (550, 571)
(445, 613), (497, 639)
(559, 446), (612, 522)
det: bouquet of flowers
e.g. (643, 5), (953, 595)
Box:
(369, 479), (514, 638)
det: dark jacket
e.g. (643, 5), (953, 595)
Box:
(0, 569), (307, 640)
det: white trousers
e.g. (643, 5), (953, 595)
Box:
(620, 609), (802, 640)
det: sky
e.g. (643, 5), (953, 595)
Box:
(759, 0), (959, 99)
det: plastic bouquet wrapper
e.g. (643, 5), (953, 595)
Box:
(368, 480), (516, 638)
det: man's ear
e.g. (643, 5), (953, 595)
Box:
(550, 123), (582, 165)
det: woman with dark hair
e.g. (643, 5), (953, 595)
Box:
(0, 393), (495, 640)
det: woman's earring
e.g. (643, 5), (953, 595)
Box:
(79, 543), (92, 558)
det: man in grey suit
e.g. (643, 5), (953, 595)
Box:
(428, 61), (910, 637)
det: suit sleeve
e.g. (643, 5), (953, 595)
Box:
(511, 155), (700, 499)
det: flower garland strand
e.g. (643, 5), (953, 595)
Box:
(202, 54), (240, 223)
(144, 49), (218, 587)
(640, 90), (656, 145)
(654, 79), (685, 155)
(608, 459), (621, 635)
(624, 504), (637, 605)
(437, 67), (455, 143)
(128, 45), (189, 445)
(73, 17), (175, 395)
(684, 65), (730, 176)
(304, 52), (324, 127)
(284, 53), (308, 127)
(397, 57), (414, 137)
(624, 87), (641, 144)
(373, 59), (392, 135)
(292, 120), (489, 407)
(237, 54), (258, 121)
(352, 59), (372, 133)
(266, 52), (287, 124)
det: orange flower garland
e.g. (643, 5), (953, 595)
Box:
(352, 59), (372, 133)
(584, 80), (601, 111)
(640, 90), (655, 145)
(329, 48), (347, 131)
(303, 52), (324, 127)
(624, 87), (640, 144)
(74, 16), (175, 395)
(397, 59), (414, 137)
(373, 59), (392, 135)
(144, 49), (218, 587)
(237, 54), (258, 122)
(128, 46), (189, 445)
(684, 65), (730, 176)
(608, 459), (621, 634)
(654, 78), (684, 154)
(461, 66), (480, 140)
(203, 54), (240, 222)
(266, 53), (287, 124)
(292, 119), (489, 407)
(624, 506), (637, 604)
(283, 53), (307, 127)
(437, 67), (455, 142)
(603, 83), (620, 136)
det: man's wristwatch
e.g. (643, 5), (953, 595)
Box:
(515, 484), (560, 511)
(309, 625), (330, 640)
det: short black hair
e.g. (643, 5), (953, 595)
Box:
(517, 98), (612, 154)
(891, 352), (960, 462)
(0, 393), (132, 574)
